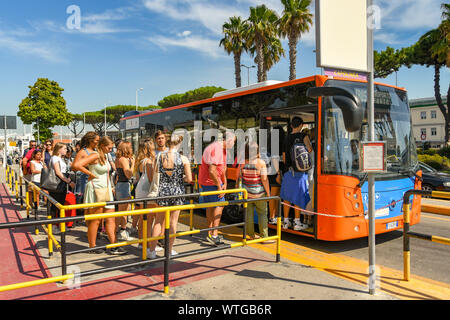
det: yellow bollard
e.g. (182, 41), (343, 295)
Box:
(403, 204), (411, 281)
(142, 213), (147, 261)
(164, 209), (170, 295)
(33, 189), (39, 235)
(48, 215), (53, 257)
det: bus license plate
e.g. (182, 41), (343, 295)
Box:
(386, 221), (398, 230)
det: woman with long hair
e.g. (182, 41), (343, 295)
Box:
(148, 134), (192, 259)
(134, 139), (157, 250)
(75, 136), (126, 255)
(49, 143), (76, 234)
(114, 141), (135, 241)
(72, 132), (100, 204)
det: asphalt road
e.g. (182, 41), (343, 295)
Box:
(251, 208), (450, 285)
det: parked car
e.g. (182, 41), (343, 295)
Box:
(418, 161), (450, 192)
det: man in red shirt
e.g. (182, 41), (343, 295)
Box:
(198, 132), (236, 246)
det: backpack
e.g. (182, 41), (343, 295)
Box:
(290, 141), (311, 172)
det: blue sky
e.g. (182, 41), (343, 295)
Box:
(0, 0), (448, 134)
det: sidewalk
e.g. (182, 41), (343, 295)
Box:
(0, 181), (398, 300)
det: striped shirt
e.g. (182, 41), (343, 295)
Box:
(241, 162), (267, 198)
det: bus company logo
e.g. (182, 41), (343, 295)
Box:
(389, 200), (397, 211)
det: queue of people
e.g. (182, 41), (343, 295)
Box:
(18, 115), (315, 258)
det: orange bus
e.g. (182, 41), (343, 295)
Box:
(120, 75), (422, 241)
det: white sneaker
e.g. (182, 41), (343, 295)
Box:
(283, 219), (292, 229)
(118, 229), (131, 241)
(268, 218), (277, 225)
(170, 250), (178, 256)
(294, 222), (307, 231)
(155, 245), (163, 252)
(146, 249), (157, 260)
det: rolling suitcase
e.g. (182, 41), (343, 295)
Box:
(64, 191), (77, 228)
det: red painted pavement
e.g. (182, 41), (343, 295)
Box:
(0, 184), (271, 300)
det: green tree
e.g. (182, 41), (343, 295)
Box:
(408, 21), (448, 144)
(18, 78), (72, 142)
(245, 5), (280, 83)
(158, 86), (226, 108)
(278, 0), (313, 81)
(220, 16), (249, 88)
(67, 113), (85, 138)
(374, 47), (411, 79)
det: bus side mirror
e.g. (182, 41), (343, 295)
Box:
(306, 87), (363, 132)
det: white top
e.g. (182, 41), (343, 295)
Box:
(51, 155), (67, 174)
(30, 160), (44, 183)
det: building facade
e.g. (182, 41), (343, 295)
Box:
(410, 96), (448, 148)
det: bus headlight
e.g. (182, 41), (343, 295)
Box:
(354, 202), (360, 209)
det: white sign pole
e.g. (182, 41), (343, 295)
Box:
(367, 0), (377, 295)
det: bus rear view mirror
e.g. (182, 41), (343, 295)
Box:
(306, 87), (363, 132)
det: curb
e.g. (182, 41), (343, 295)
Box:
(421, 204), (450, 216)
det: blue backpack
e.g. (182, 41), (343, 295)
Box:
(290, 142), (311, 172)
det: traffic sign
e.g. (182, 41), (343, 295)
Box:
(0, 116), (17, 130)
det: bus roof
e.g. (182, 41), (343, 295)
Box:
(212, 80), (283, 98)
(121, 75), (406, 121)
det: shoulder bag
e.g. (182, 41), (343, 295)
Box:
(40, 158), (63, 192)
(147, 153), (162, 199)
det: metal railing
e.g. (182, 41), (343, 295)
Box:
(402, 189), (450, 281)
(0, 165), (282, 295)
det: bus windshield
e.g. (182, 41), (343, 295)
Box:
(322, 79), (418, 179)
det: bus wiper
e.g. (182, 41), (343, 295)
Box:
(357, 172), (368, 188)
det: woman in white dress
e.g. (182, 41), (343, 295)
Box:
(73, 136), (126, 255)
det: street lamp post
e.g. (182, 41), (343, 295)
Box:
(104, 104), (107, 136)
(240, 64), (255, 86)
(136, 88), (143, 111)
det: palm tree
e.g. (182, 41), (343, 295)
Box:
(245, 5), (280, 83)
(278, 0), (313, 80)
(219, 16), (248, 88)
(250, 36), (285, 81)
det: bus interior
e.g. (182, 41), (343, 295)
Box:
(259, 105), (318, 235)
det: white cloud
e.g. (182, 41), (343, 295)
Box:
(147, 33), (225, 58)
(177, 30), (192, 37)
(375, 0), (442, 30)
(143, 0), (245, 34)
(0, 30), (64, 63)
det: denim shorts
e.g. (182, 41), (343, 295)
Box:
(115, 182), (131, 200)
(199, 185), (225, 203)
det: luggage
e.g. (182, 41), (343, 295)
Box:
(64, 191), (77, 228)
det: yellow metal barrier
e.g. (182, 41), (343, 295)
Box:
(1, 169), (281, 295)
(403, 189), (450, 281)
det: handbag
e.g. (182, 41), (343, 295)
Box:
(135, 159), (151, 199)
(92, 171), (112, 203)
(40, 158), (63, 192)
(147, 153), (161, 199)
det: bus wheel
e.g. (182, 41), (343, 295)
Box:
(222, 205), (242, 224)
